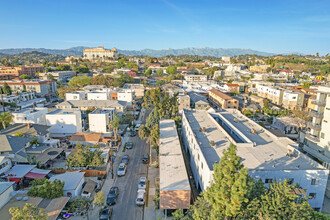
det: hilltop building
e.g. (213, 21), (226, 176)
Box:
(83, 46), (118, 60)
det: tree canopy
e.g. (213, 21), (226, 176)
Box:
(56, 64), (70, 71)
(27, 178), (64, 199)
(10, 203), (47, 220)
(144, 68), (152, 76)
(66, 144), (104, 168)
(0, 112), (13, 129)
(166, 65), (177, 75)
(68, 75), (91, 87)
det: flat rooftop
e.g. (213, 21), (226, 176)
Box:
(90, 108), (113, 114)
(47, 109), (80, 115)
(184, 109), (326, 171)
(159, 119), (190, 192)
(13, 107), (47, 114)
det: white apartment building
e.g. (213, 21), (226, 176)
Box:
(87, 91), (109, 100)
(184, 74), (207, 83)
(65, 91), (85, 101)
(39, 71), (74, 82)
(304, 85), (330, 169)
(111, 88), (134, 103)
(182, 109), (329, 211)
(46, 109), (82, 137)
(88, 108), (114, 133)
(12, 107), (48, 125)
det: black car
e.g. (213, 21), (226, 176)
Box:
(121, 154), (129, 165)
(142, 154), (149, 164)
(100, 207), (113, 220)
(107, 187), (119, 206)
(126, 141), (133, 149)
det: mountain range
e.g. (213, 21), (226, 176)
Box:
(0, 46), (275, 57)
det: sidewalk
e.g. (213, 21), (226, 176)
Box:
(144, 146), (163, 220)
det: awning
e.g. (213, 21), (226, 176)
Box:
(25, 172), (47, 179)
(25, 168), (51, 179)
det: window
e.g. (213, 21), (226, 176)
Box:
(265, 179), (273, 184)
(314, 208), (320, 212)
(309, 193), (316, 199)
(323, 120), (328, 123)
(321, 133), (325, 139)
(311, 179), (319, 185)
(201, 162), (203, 169)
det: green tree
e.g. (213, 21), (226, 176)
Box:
(2, 82), (12, 95)
(56, 64), (70, 71)
(27, 178), (64, 199)
(0, 112), (13, 129)
(190, 196), (211, 220)
(56, 86), (80, 100)
(14, 131), (24, 137)
(156, 80), (165, 87)
(9, 203), (47, 220)
(166, 65), (177, 75)
(138, 124), (150, 140)
(19, 74), (31, 79)
(144, 68), (152, 76)
(156, 69), (164, 76)
(66, 144), (104, 168)
(172, 209), (184, 220)
(93, 191), (105, 206)
(109, 112), (120, 142)
(146, 108), (160, 130)
(246, 180), (315, 219)
(68, 76), (91, 87)
(74, 66), (89, 73)
(203, 143), (249, 219)
(302, 81), (312, 89)
(48, 74), (55, 81)
(102, 66), (114, 73)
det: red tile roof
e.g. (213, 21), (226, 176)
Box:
(226, 83), (239, 87)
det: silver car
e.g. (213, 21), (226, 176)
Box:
(117, 163), (127, 176)
(138, 177), (147, 190)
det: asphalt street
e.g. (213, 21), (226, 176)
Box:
(111, 109), (151, 220)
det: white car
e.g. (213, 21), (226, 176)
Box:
(117, 163), (127, 176)
(136, 189), (145, 206)
(138, 177), (147, 190)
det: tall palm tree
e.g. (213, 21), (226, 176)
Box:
(0, 112), (13, 129)
(109, 113), (120, 143)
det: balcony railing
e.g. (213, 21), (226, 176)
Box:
(305, 133), (320, 142)
(309, 110), (324, 118)
(308, 122), (322, 131)
(311, 100), (326, 106)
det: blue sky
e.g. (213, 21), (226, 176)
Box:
(0, 0), (330, 55)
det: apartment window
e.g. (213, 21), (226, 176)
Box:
(309, 193), (316, 199)
(201, 162), (203, 169)
(321, 133), (325, 139)
(198, 154), (200, 161)
(265, 178), (273, 184)
(323, 120), (328, 123)
(311, 178), (319, 185)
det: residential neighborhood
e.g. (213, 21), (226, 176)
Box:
(1, 0), (330, 219)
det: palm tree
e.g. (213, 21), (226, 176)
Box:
(109, 113), (120, 143)
(0, 112), (13, 129)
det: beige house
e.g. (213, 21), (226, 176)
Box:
(208, 89), (238, 109)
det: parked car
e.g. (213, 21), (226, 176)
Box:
(135, 124), (141, 131)
(142, 154), (149, 164)
(126, 141), (133, 150)
(136, 189), (146, 206)
(121, 154), (129, 165)
(100, 207), (113, 220)
(138, 177), (147, 190)
(130, 130), (136, 137)
(117, 163), (127, 176)
(107, 187), (119, 206)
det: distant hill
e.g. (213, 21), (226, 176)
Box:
(0, 46), (275, 57)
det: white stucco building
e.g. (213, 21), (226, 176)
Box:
(182, 109), (329, 211)
(46, 109), (83, 137)
(87, 91), (109, 101)
(0, 182), (14, 209)
(12, 107), (48, 125)
(49, 171), (85, 198)
(304, 85), (330, 169)
(65, 91), (85, 101)
(88, 108), (114, 133)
